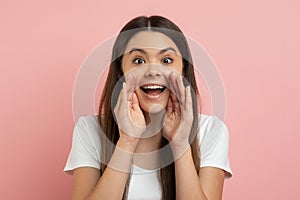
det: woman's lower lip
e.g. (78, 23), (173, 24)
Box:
(142, 89), (167, 100)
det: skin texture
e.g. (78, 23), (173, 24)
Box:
(71, 31), (226, 200)
(121, 31), (183, 115)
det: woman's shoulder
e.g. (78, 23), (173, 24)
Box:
(197, 113), (230, 149)
(76, 115), (100, 127)
(197, 113), (232, 178)
(197, 113), (226, 127)
(74, 115), (101, 140)
(64, 115), (101, 174)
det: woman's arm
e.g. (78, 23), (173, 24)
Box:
(164, 73), (226, 199)
(71, 75), (145, 200)
(72, 137), (139, 200)
(172, 144), (225, 200)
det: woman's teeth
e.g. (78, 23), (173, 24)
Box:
(140, 85), (166, 95)
(142, 85), (164, 90)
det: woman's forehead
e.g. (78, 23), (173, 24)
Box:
(123, 31), (181, 55)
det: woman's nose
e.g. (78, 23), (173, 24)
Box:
(144, 70), (162, 78)
(143, 64), (162, 78)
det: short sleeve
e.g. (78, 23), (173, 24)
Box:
(200, 115), (232, 178)
(64, 116), (101, 175)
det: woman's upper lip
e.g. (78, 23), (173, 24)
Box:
(139, 83), (167, 88)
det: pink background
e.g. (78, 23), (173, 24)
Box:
(1, 0), (300, 199)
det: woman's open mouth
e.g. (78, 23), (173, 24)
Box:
(140, 84), (167, 99)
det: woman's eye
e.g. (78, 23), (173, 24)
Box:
(162, 57), (173, 64)
(133, 58), (145, 64)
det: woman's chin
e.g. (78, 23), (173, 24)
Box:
(141, 103), (166, 114)
(149, 104), (165, 113)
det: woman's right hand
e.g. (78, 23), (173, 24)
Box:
(114, 73), (146, 148)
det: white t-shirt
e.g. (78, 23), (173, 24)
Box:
(64, 114), (232, 200)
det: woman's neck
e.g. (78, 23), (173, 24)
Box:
(132, 110), (165, 169)
(133, 132), (162, 170)
(136, 109), (165, 152)
(143, 109), (165, 125)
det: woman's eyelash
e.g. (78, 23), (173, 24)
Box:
(161, 57), (173, 64)
(132, 57), (145, 64)
(132, 57), (174, 64)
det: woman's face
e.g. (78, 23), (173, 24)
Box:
(121, 31), (183, 113)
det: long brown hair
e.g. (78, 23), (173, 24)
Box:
(98, 15), (201, 200)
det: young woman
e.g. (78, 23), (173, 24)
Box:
(64, 15), (232, 200)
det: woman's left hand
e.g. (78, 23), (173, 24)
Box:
(162, 72), (194, 152)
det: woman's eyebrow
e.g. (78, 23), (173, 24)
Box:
(159, 47), (177, 55)
(129, 48), (147, 55)
(129, 47), (177, 55)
